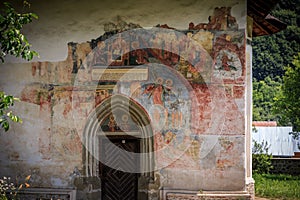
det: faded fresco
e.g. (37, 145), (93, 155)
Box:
(0, 6), (248, 200)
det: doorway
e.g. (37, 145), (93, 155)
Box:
(82, 95), (155, 199)
(100, 136), (140, 200)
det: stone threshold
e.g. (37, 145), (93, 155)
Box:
(162, 189), (251, 200)
(197, 191), (250, 196)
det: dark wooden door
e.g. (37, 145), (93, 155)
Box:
(101, 137), (139, 200)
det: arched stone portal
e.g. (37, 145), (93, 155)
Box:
(82, 94), (155, 199)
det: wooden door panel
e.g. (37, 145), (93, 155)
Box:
(101, 138), (139, 200)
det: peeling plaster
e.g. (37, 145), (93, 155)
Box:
(4, 0), (245, 62)
(0, 1), (251, 198)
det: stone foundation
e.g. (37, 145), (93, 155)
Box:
(16, 188), (76, 200)
(271, 158), (300, 175)
(246, 177), (255, 200)
(162, 189), (252, 200)
(16, 188), (254, 200)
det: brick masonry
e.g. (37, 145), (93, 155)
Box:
(271, 158), (300, 175)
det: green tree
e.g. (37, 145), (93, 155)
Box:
(252, 76), (282, 121)
(252, 0), (300, 81)
(0, 2), (38, 132)
(252, 36), (285, 80)
(273, 53), (300, 132)
(252, 0), (300, 124)
(0, 2), (38, 62)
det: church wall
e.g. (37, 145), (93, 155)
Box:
(0, 1), (249, 199)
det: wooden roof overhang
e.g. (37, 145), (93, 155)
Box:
(247, 0), (287, 37)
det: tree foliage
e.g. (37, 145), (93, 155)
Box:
(252, 0), (300, 81)
(252, 0), (300, 123)
(0, 1), (38, 132)
(0, 92), (22, 131)
(0, 2), (38, 62)
(252, 76), (282, 122)
(273, 53), (300, 132)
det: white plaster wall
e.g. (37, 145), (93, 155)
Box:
(4, 0), (245, 62)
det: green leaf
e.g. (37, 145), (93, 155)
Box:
(0, 91), (22, 132)
(0, 2), (39, 62)
(31, 13), (38, 19)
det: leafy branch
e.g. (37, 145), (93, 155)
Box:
(252, 140), (273, 174)
(0, 1), (39, 132)
(0, 92), (22, 132)
(0, 2), (39, 62)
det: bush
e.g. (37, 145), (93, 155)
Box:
(252, 140), (273, 174)
(0, 176), (30, 200)
(0, 177), (18, 200)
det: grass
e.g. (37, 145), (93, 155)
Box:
(253, 173), (300, 200)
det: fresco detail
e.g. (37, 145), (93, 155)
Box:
(213, 33), (245, 83)
(0, 6), (249, 198)
(19, 7), (245, 169)
(214, 49), (242, 79)
(100, 112), (140, 132)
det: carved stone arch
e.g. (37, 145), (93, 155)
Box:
(82, 94), (154, 179)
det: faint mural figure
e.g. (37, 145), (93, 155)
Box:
(94, 41), (108, 65)
(108, 115), (117, 132)
(164, 131), (175, 144)
(214, 49), (242, 79)
(154, 106), (161, 124)
(221, 53), (237, 71)
(187, 140), (200, 161)
(95, 93), (102, 107)
(143, 77), (173, 130)
(120, 114), (130, 132)
(143, 77), (164, 105)
(150, 104), (167, 131)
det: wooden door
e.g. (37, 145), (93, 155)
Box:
(101, 137), (139, 200)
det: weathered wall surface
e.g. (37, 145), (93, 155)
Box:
(5, 0), (246, 62)
(0, 0), (248, 199)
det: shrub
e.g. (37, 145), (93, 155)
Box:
(0, 176), (30, 200)
(0, 177), (16, 200)
(252, 140), (273, 174)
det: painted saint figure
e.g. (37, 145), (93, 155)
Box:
(142, 77), (172, 106)
(108, 115), (117, 132)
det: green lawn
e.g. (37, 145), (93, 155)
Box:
(253, 173), (300, 200)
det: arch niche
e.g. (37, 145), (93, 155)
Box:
(82, 94), (155, 196)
